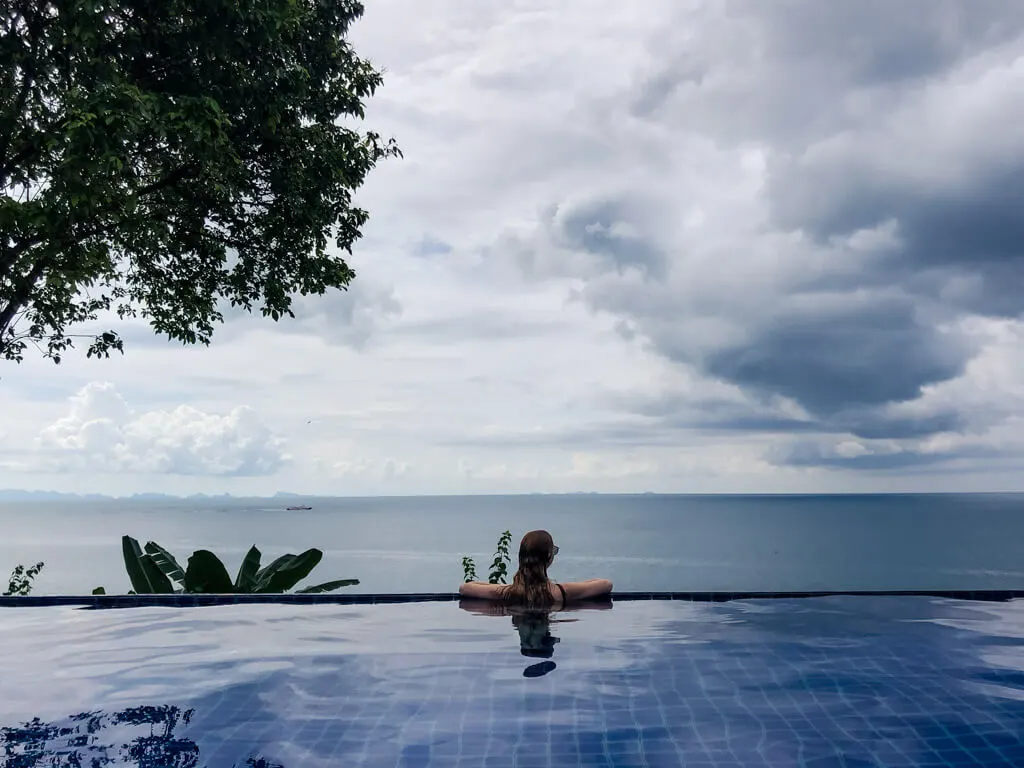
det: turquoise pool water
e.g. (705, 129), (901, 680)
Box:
(1, 597), (1023, 767)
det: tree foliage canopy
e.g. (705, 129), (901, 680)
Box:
(0, 0), (399, 363)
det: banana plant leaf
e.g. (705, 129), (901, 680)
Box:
(234, 545), (262, 592)
(254, 548), (324, 593)
(141, 555), (175, 593)
(294, 578), (360, 594)
(184, 550), (234, 593)
(143, 541), (186, 590)
(122, 536), (175, 594)
(253, 554), (292, 585)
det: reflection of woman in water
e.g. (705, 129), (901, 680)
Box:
(514, 609), (560, 658)
(459, 599), (585, 677)
(458, 530), (613, 606)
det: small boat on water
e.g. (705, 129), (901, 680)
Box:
(286, 505), (313, 511)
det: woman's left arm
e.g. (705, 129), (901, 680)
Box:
(458, 581), (504, 599)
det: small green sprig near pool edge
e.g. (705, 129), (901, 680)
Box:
(4, 562), (44, 596)
(100, 535), (360, 595)
(461, 530), (512, 585)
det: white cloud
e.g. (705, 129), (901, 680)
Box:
(30, 383), (288, 476)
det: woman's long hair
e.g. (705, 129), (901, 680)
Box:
(499, 530), (555, 607)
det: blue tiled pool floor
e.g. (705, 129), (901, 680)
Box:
(1, 597), (1023, 767)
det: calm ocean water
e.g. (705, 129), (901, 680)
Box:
(1, 493), (1023, 596)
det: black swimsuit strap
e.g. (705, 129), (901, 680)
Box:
(555, 582), (566, 603)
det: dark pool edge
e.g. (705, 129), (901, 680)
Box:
(0, 589), (1022, 608)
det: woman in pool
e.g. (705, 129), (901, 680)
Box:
(458, 529), (613, 606)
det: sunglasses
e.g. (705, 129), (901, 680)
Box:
(552, 545), (559, 556)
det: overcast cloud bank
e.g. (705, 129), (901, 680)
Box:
(2, 0), (1022, 495)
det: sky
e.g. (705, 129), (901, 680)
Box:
(2, 0), (1024, 496)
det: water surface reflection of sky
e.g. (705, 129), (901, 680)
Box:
(2, 598), (1024, 767)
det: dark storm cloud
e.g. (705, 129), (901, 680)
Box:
(619, 390), (974, 442)
(575, 288), (974, 442)
(592, 1), (1021, 458)
(754, 2), (1024, 321)
(703, 299), (969, 416)
(772, 159), (1024, 317)
(547, 198), (666, 279)
(564, 273), (980, 444)
(777, 441), (1005, 471)
(613, 392), (819, 434)
(835, 410), (969, 441)
(560, 201), (660, 272)
(744, 0), (1024, 84)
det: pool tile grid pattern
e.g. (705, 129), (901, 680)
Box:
(12, 634), (1022, 768)
(4, 596), (1024, 767)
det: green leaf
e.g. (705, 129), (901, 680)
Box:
(184, 550), (234, 594)
(293, 578), (359, 594)
(254, 548), (324, 593)
(121, 535), (147, 592)
(254, 553), (292, 584)
(253, 554), (296, 592)
(143, 541), (186, 589)
(234, 545), (262, 592)
(461, 555), (477, 582)
(122, 535), (174, 594)
(141, 555), (176, 594)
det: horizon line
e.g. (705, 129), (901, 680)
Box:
(2, 489), (1024, 501)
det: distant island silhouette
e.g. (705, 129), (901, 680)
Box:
(0, 490), (311, 502)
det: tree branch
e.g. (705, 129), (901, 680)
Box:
(0, 257), (46, 335)
(137, 162), (201, 196)
(0, 231), (45, 278)
(0, 3), (43, 188)
(0, 214), (123, 327)
(0, 169), (190, 279)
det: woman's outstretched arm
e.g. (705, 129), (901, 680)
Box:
(560, 579), (613, 600)
(459, 581), (505, 599)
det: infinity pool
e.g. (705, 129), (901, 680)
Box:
(2, 597), (1023, 767)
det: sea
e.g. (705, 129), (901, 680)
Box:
(2, 493), (1023, 596)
